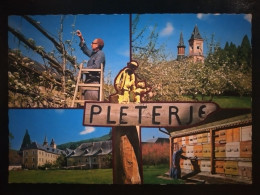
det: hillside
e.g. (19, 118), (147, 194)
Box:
(57, 134), (111, 150)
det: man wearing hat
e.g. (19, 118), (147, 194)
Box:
(76, 30), (105, 100)
(114, 60), (138, 103)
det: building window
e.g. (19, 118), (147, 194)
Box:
(93, 158), (96, 163)
(197, 46), (200, 49)
(86, 158), (88, 162)
(32, 158), (35, 162)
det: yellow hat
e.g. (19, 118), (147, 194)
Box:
(128, 60), (138, 67)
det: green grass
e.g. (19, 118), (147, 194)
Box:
(186, 95), (251, 108)
(143, 164), (184, 184)
(211, 96), (251, 108)
(9, 165), (183, 184)
(9, 169), (113, 184)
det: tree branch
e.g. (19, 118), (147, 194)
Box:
(22, 15), (77, 66)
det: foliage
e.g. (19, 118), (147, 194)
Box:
(132, 15), (252, 102)
(9, 149), (22, 166)
(20, 129), (31, 151)
(38, 162), (53, 170)
(142, 142), (169, 165)
(57, 133), (111, 150)
(54, 153), (67, 168)
(103, 153), (112, 168)
(8, 16), (77, 107)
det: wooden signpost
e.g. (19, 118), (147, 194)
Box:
(82, 60), (219, 184)
(83, 102), (218, 184)
(83, 102), (218, 127)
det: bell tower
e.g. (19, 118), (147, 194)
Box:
(188, 25), (204, 63)
(43, 136), (48, 147)
(50, 138), (57, 149)
(177, 32), (186, 60)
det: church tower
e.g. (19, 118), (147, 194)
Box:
(177, 32), (186, 60)
(50, 138), (57, 149)
(188, 25), (204, 63)
(43, 136), (48, 147)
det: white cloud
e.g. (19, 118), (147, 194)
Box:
(80, 126), (95, 135)
(244, 14), (252, 23)
(55, 109), (65, 114)
(118, 49), (130, 57)
(160, 22), (174, 36)
(197, 13), (210, 20)
(197, 13), (204, 19)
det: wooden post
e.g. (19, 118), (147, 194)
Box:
(112, 126), (143, 184)
(210, 129), (215, 174)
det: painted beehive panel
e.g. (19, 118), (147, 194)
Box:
(202, 144), (211, 157)
(225, 161), (239, 175)
(238, 161), (252, 178)
(193, 135), (197, 144)
(240, 141), (252, 158)
(197, 133), (203, 143)
(215, 160), (225, 174)
(241, 125), (252, 141)
(194, 144), (203, 157)
(218, 130), (226, 144)
(226, 142), (240, 158)
(185, 136), (189, 145)
(202, 133), (208, 143)
(173, 138), (178, 143)
(189, 135), (194, 145)
(214, 131), (220, 143)
(177, 141), (182, 148)
(200, 160), (211, 172)
(177, 137), (182, 143)
(186, 145), (194, 158)
(215, 143), (226, 158)
(226, 128), (233, 143)
(232, 127), (240, 142)
(182, 146), (186, 154)
(183, 159), (192, 170)
(182, 137), (186, 145)
(208, 132), (211, 143)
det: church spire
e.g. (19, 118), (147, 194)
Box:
(188, 25), (204, 63)
(43, 136), (48, 147)
(189, 24), (203, 40)
(178, 32), (185, 47)
(177, 32), (186, 60)
(50, 138), (57, 149)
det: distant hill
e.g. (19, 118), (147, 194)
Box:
(57, 134), (111, 150)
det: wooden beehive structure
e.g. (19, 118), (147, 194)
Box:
(169, 110), (252, 181)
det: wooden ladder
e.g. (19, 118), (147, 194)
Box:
(71, 63), (103, 107)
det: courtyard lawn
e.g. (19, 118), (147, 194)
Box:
(9, 165), (182, 184)
(9, 169), (113, 184)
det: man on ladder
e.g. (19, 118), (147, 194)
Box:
(76, 29), (105, 101)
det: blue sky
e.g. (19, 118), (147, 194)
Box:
(8, 14), (251, 78)
(8, 14), (251, 150)
(133, 14), (251, 58)
(9, 109), (168, 150)
(8, 14), (130, 79)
